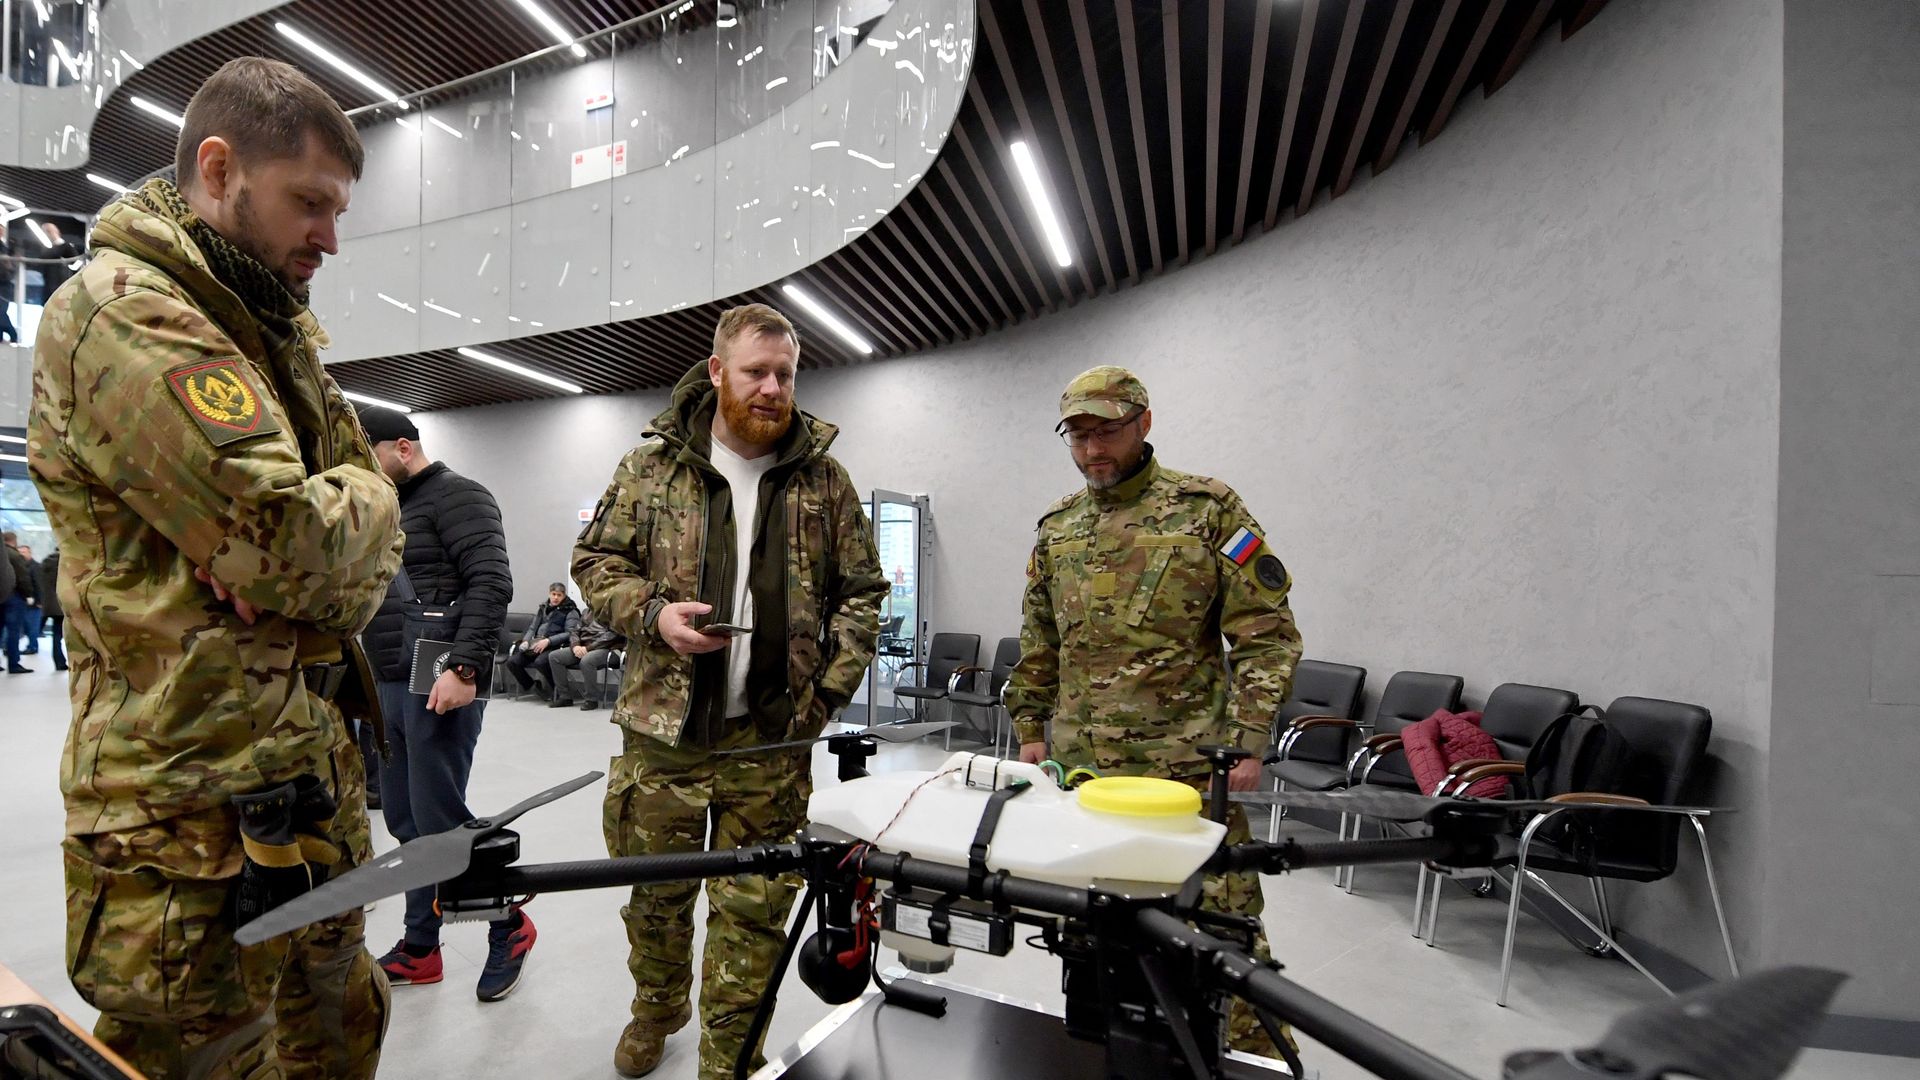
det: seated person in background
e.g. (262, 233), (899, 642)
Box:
(505, 582), (580, 697)
(545, 615), (626, 710)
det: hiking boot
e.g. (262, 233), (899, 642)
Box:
(376, 941), (443, 986)
(476, 908), (536, 1002)
(613, 1021), (669, 1078)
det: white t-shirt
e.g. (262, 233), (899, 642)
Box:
(708, 436), (776, 718)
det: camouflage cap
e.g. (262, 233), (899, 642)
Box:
(1058, 365), (1149, 427)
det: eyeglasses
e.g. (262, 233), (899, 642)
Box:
(1060, 411), (1141, 447)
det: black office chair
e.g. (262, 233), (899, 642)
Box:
(948, 636), (1021, 755)
(1414, 697), (1734, 1006)
(1323, 670), (1462, 888)
(1400, 682), (1579, 920)
(891, 632), (978, 728)
(1261, 660), (1367, 840)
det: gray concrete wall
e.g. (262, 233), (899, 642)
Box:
(420, 0), (1786, 979)
(1772, 0), (1920, 1022)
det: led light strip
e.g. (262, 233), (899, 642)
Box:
(781, 283), (873, 355)
(276, 22), (410, 109)
(456, 347), (585, 394)
(341, 390), (414, 415)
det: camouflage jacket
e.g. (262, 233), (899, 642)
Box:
(573, 362), (886, 748)
(27, 180), (402, 858)
(1005, 452), (1302, 779)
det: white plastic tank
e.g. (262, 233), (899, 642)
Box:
(807, 752), (1227, 888)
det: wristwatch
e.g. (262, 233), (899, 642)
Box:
(449, 663), (477, 683)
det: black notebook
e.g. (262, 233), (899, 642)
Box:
(408, 638), (493, 699)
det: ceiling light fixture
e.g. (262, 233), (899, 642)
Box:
(275, 22), (410, 109)
(24, 218), (56, 249)
(780, 283), (873, 355)
(1009, 140), (1073, 268)
(508, 0), (588, 59)
(86, 174), (129, 193)
(456, 346), (585, 394)
(118, 49), (144, 70)
(0, 433), (26, 444)
(1, 208), (31, 225)
(341, 390), (414, 414)
(0, 192), (22, 208)
(427, 115), (464, 139)
(0, 453), (29, 464)
(129, 95), (185, 129)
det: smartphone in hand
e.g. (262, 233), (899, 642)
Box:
(699, 622), (754, 636)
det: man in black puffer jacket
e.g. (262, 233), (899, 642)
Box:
(355, 406), (534, 1002)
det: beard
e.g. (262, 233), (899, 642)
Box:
(1077, 440), (1146, 490)
(717, 369), (794, 446)
(230, 185), (321, 304)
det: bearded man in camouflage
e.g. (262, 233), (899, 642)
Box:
(574, 304), (887, 1080)
(1005, 365), (1303, 1059)
(27, 58), (401, 1079)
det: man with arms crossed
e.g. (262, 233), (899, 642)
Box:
(575, 304), (887, 1079)
(28, 58), (402, 1079)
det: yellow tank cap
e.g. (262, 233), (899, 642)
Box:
(1076, 776), (1202, 818)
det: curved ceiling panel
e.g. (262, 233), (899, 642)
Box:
(321, 0), (1618, 411)
(308, 0), (972, 370)
(0, 0), (284, 173)
(3, 0), (1618, 411)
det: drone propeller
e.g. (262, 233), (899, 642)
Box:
(714, 719), (957, 756)
(1503, 966), (1846, 1080)
(235, 770), (603, 945)
(1218, 787), (1560, 823)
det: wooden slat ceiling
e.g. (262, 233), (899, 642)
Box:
(4, 0), (1613, 411)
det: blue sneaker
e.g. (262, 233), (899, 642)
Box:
(476, 909), (536, 1002)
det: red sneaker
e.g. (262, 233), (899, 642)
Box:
(377, 941), (444, 986)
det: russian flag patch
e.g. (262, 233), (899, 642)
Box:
(1220, 526), (1263, 565)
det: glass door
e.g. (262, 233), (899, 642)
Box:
(855, 489), (928, 726)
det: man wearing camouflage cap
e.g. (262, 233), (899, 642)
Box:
(1006, 364), (1302, 1059)
(28, 58), (401, 1078)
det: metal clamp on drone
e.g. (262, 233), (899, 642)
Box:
(233, 725), (1844, 1080)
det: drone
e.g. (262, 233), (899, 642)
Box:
(196, 725), (1839, 1080)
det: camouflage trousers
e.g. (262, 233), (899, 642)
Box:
(602, 725), (811, 1080)
(62, 739), (390, 1080)
(1198, 800), (1299, 1059)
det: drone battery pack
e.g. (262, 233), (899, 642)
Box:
(881, 887), (1014, 956)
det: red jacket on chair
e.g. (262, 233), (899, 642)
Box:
(1401, 710), (1509, 798)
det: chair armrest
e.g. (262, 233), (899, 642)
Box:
(1284, 715), (1356, 732)
(948, 665), (987, 692)
(1271, 715), (1358, 761)
(1546, 792), (1649, 806)
(1439, 757), (1507, 779)
(1450, 761), (1525, 787)
(1362, 734), (1403, 753)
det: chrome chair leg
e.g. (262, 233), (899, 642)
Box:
(1412, 866), (1429, 938)
(1424, 869), (1442, 947)
(1586, 878), (1615, 958)
(1690, 815), (1741, 978)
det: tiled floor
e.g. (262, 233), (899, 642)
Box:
(1, 661), (1902, 1078)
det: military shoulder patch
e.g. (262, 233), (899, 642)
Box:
(1255, 553), (1289, 591)
(166, 359), (281, 447)
(1220, 525), (1264, 565)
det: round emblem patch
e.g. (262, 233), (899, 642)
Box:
(1255, 554), (1288, 590)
